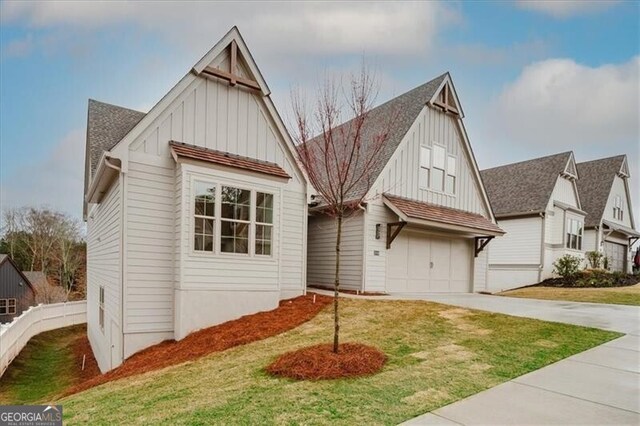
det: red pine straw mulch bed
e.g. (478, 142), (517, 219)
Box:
(266, 343), (387, 380)
(72, 333), (101, 384)
(64, 294), (332, 396)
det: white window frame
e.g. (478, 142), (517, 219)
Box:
(255, 191), (274, 256)
(188, 174), (276, 259)
(565, 218), (583, 251)
(0, 298), (16, 315)
(220, 185), (253, 255)
(419, 147), (431, 189)
(193, 180), (217, 253)
(446, 155), (457, 195)
(98, 286), (105, 332)
(419, 143), (456, 195)
(613, 195), (623, 221)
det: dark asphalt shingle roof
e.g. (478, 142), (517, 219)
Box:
(304, 73), (448, 202)
(480, 152), (572, 218)
(576, 155), (626, 228)
(86, 99), (146, 179)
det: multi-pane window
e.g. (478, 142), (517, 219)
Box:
(194, 181), (216, 252)
(432, 145), (446, 192)
(613, 196), (624, 221)
(446, 155), (456, 194)
(98, 286), (105, 331)
(566, 218), (583, 250)
(221, 187), (251, 254)
(0, 299), (16, 315)
(419, 147), (431, 189)
(255, 192), (274, 255)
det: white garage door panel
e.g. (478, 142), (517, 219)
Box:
(604, 241), (626, 272)
(386, 231), (471, 293)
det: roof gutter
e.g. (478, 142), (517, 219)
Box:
(85, 154), (122, 205)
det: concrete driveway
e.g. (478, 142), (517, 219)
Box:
(399, 294), (640, 425)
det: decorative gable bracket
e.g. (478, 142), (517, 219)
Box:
(201, 40), (261, 92)
(386, 221), (407, 249)
(432, 82), (460, 116)
(474, 236), (494, 257)
(619, 156), (630, 178)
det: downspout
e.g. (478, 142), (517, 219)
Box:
(358, 203), (367, 294)
(538, 212), (546, 282)
(107, 157), (125, 366)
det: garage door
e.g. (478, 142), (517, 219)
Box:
(386, 231), (472, 293)
(604, 241), (626, 272)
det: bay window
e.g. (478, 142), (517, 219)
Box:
(192, 180), (275, 257)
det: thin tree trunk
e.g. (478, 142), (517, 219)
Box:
(333, 212), (343, 353)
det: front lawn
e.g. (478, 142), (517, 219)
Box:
(60, 298), (619, 425)
(0, 324), (97, 404)
(500, 284), (640, 306)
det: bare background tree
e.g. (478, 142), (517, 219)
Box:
(1, 207), (86, 302)
(293, 64), (396, 353)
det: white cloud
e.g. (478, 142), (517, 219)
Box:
(1, 33), (34, 58)
(516, 0), (620, 18)
(492, 56), (639, 149)
(0, 2), (454, 59)
(0, 129), (85, 219)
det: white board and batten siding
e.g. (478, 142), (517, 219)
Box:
(86, 178), (122, 372)
(307, 211), (365, 291)
(604, 176), (633, 228)
(363, 106), (492, 293)
(119, 67), (307, 343)
(371, 106), (488, 216)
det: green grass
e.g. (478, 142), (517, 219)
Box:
(501, 284), (640, 306)
(0, 324), (87, 404)
(58, 299), (620, 425)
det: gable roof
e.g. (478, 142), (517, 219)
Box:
(0, 254), (37, 293)
(22, 271), (48, 288)
(305, 73), (448, 203)
(480, 152), (573, 218)
(576, 155), (627, 228)
(86, 99), (146, 179)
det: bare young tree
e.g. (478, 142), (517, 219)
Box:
(293, 65), (396, 353)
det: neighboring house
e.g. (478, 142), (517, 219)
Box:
(481, 152), (585, 291)
(307, 73), (504, 294)
(84, 27), (308, 372)
(577, 155), (639, 272)
(0, 255), (36, 323)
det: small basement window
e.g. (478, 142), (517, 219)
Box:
(566, 218), (583, 250)
(99, 286), (105, 331)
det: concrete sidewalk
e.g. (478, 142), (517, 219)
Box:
(402, 334), (640, 425)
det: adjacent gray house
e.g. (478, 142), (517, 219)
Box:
(84, 27), (308, 372)
(0, 255), (36, 323)
(481, 152), (585, 291)
(307, 73), (504, 294)
(577, 155), (639, 272)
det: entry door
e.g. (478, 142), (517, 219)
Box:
(604, 242), (626, 272)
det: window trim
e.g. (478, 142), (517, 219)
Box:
(98, 286), (105, 332)
(188, 173), (276, 260)
(220, 185), (253, 255)
(193, 180), (217, 253)
(565, 218), (583, 251)
(419, 143), (457, 196)
(255, 191), (275, 256)
(0, 298), (16, 315)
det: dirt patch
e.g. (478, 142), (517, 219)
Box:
(438, 308), (491, 336)
(266, 343), (386, 380)
(402, 388), (450, 405)
(436, 344), (475, 362)
(72, 334), (101, 384)
(65, 294), (332, 396)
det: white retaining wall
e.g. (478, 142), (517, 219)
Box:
(0, 301), (87, 377)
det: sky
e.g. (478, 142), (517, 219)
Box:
(0, 0), (638, 224)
